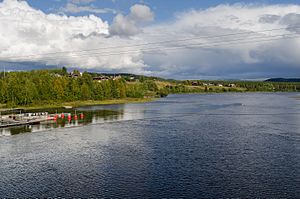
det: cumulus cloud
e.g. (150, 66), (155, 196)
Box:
(259, 14), (281, 23)
(0, 0), (146, 73)
(109, 4), (154, 37)
(109, 14), (141, 37)
(1, 1), (300, 79)
(140, 4), (300, 79)
(129, 4), (154, 22)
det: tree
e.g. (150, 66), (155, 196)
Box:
(68, 79), (81, 101)
(93, 82), (104, 100)
(62, 67), (68, 75)
(81, 83), (92, 100)
(53, 79), (65, 100)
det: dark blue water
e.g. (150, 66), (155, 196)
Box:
(0, 93), (299, 198)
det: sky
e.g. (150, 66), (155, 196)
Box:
(0, 0), (300, 79)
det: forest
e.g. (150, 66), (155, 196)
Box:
(182, 80), (300, 92)
(0, 68), (160, 107)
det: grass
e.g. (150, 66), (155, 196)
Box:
(155, 81), (174, 89)
(3, 98), (156, 111)
(184, 85), (247, 93)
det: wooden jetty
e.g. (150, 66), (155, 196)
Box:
(0, 118), (50, 128)
(0, 111), (83, 128)
(0, 112), (51, 128)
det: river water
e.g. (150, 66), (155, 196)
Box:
(0, 93), (299, 198)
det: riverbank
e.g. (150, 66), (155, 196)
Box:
(1, 98), (156, 111)
(3, 91), (300, 111)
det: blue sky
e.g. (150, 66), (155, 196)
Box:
(1, 0), (300, 79)
(26, 0), (300, 22)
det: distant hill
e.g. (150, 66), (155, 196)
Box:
(265, 78), (300, 82)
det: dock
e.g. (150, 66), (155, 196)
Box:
(0, 112), (51, 128)
(0, 118), (50, 128)
(0, 111), (83, 128)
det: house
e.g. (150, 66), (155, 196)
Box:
(69, 73), (79, 78)
(54, 74), (62, 78)
(93, 76), (109, 82)
(218, 84), (223, 87)
(113, 75), (122, 81)
(69, 72), (81, 78)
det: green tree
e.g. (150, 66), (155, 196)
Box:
(81, 83), (92, 100)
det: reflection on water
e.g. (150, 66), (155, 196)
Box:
(0, 109), (125, 136)
(1, 93), (299, 137)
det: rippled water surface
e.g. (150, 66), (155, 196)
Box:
(0, 93), (299, 198)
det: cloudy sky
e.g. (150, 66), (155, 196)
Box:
(0, 0), (300, 79)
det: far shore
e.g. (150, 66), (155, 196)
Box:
(0, 98), (156, 111)
(1, 91), (299, 112)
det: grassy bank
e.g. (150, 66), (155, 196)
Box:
(3, 98), (156, 111)
(1, 91), (299, 112)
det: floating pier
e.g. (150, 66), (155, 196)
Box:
(0, 111), (84, 128)
(0, 112), (51, 128)
(0, 118), (49, 128)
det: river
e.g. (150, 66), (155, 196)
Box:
(0, 93), (299, 198)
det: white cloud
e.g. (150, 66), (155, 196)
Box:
(109, 4), (154, 37)
(129, 4), (154, 22)
(0, 0), (146, 73)
(1, 1), (300, 78)
(140, 4), (300, 78)
(109, 13), (141, 37)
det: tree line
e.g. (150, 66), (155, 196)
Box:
(0, 69), (160, 106)
(182, 80), (300, 92)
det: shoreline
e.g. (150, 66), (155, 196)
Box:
(1, 98), (156, 111)
(1, 91), (299, 112)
